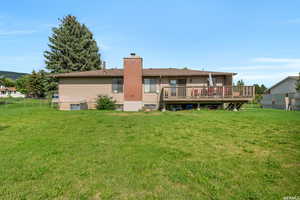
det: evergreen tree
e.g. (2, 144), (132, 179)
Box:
(236, 80), (245, 86)
(16, 75), (30, 95)
(260, 84), (267, 94)
(27, 70), (47, 98)
(254, 84), (267, 94)
(44, 15), (102, 73)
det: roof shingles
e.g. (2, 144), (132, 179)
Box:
(54, 68), (236, 78)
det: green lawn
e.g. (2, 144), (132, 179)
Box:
(0, 99), (299, 200)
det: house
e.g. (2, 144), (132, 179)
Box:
(54, 53), (255, 111)
(0, 85), (25, 98)
(261, 76), (300, 110)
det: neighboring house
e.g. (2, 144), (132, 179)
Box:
(261, 76), (300, 110)
(0, 85), (25, 98)
(54, 53), (255, 111)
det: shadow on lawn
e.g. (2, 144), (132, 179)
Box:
(0, 125), (9, 132)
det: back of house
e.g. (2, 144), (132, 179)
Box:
(54, 53), (255, 111)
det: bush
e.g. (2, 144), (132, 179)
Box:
(96, 95), (116, 110)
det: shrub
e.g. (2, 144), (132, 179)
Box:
(96, 95), (116, 110)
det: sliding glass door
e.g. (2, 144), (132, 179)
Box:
(170, 79), (186, 97)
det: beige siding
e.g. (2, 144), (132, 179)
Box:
(59, 77), (123, 109)
(142, 77), (160, 105)
(58, 75), (233, 110)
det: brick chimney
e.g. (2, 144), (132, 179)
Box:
(123, 53), (143, 111)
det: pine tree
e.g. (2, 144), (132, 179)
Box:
(44, 15), (102, 73)
(27, 70), (47, 98)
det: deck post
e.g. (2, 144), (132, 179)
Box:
(197, 103), (200, 110)
(233, 103), (238, 112)
(162, 103), (166, 112)
(222, 103), (226, 110)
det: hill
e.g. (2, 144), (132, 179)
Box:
(0, 71), (28, 80)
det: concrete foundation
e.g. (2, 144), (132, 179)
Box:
(124, 101), (143, 111)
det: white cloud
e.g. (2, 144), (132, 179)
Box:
(222, 64), (300, 71)
(215, 57), (300, 86)
(0, 29), (37, 36)
(285, 18), (300, 24)
(252, 57), (300, 63)
(0, 54), (44, 72)
(236, 72), (298, 81)
(220, 57), (300, 71)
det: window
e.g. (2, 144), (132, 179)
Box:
(144, 104), (157, 110)
(144, 79), (157, 93)
(215, 78), (224, 86)
(70, 104), (81, 110)
(112, 78), (123, 93)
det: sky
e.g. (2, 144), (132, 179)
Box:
(0, 0), (299, 87)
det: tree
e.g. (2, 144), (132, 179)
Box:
(44, 15), (102, 73)
(27, 70), (47, 98)
(253, 84), (268, 104)
(236, 80), (245, 86)
(260, 84), (267, 94)
(0, 77), (15, 87)
(16, 75), (30, 95)
(296, 72), (300, 92)
(16, 70), (50, 98)
(254, 84), (267, 95)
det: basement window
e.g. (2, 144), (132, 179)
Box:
(144, 104), (157, 110)
(70, 104), (81, 110)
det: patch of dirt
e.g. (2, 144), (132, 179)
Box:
(107, 112), (161, 116)
(92, 192), (101, 200)
(283, 163), (300, 168)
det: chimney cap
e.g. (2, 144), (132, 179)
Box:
(124, 53), (141, 59)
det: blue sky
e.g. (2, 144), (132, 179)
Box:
(0, 0), (299, 87)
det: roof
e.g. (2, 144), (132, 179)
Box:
(267, 76), (299, 91)
(0, 87), (16, 92)
(53, 68), (236, 78)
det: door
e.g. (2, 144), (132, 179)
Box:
(170, 80), (177, 96)
(169, 79), (186, 97)
(177, 79), (186, 97)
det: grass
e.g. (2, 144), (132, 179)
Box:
(0, 99), (299, 200)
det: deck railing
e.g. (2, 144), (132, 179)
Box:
(162, 86), (255, 100)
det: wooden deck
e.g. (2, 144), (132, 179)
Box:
(162, 86), (255, 103)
